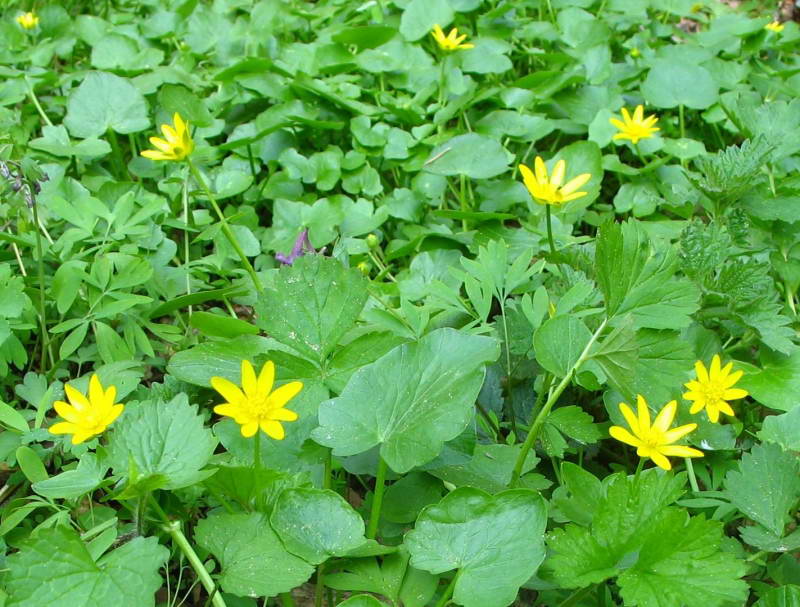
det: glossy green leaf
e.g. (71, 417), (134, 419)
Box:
(759, 408), (800, 451)
(424, 134), (511, 180)
(534, 316), (592, 378)
(64, 71), (150, 138)
(754, 585), (800, 607)
(642, 61), (719, 109)
(406, 488), (547, 607)
(33, 453), (108, 500)
(166, 335), (272, 387)
(270, 488), (367, 565)
(312, 329), (499, 473)
(195, 513), (314, 598)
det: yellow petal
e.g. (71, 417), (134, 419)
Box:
(54, 401), (79, 423)
(653, 400), (677, 433)
(141, 149), (174, 161)
(550, 160), (565, 187)
(633, 105), (644, 123)
(261, 420), (285, 440)
(649, 451), (672, 471)
(240, 421), (259, 437)
(561, 172), (591, 196)
(89, 375), (104, 407)
(688, 399), (705, 414)
(534, 156), (548, 184)
(723, 388), (748, 400)
(210, 376), (245, 405)
(269, 382), (304, 409)
(660, 445), (704, 458)
(609, 118), (627, 130)
(104, 404), (124, 427)
(71, 432), (94, 445)
(663, 422), (697, 443)
(619, 402), (640, 435)
(609, 426), (643, 448)
(710, 354), (721, 377)
(173, 113), (186, 135)
(49, 421), (78, 435)
(241, 360), (258, 397)
(257, 361), (275, 397)
(214, 403), (240, 417)
(270, 408), (298, 422)
(459, 43), (475, 49)
(621, 107), (632, 124)
(722, 369), (743, 388)
(148, 136), (174, 154)
(706, 405), (720, 423)
(561, 190), (589, 202)
(694, 360), (709, 383)
(717, 400), (735, 416)
(636, 395), (651, 433)
(65, 384), (90, 411)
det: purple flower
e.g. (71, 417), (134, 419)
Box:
(276, 229), (316, 265)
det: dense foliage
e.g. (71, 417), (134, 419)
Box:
(0, 0), (799, 605)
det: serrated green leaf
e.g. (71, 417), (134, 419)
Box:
(724, 443), (800, 536)
(587, 317), (638, 400)
(270, 488), (367, 565)
(595, 220), (700, 330)
(548, 471), (747, 607)
(312, 329), (499, 473)
(406, 488), (547, 607)
(254, 256), (368, 365)
(6, 527), (167, 607)
(195, 513), (314, 598)
(108, 394), (216, 491)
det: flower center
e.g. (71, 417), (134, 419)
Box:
(700, 382), (726, 406)
(246, 396), (275, 421)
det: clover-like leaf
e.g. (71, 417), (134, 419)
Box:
(406, 487), (547, 607)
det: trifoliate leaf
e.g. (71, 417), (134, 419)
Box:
(107, 394), (217, 491)
(195, 513), (314, 598)
(724, 443), (800, 536)
(406, 488), (547, 607)
(312, 329), (499, 473)
(6, 526), (167, 606)
(270, 488), (367, 565)
(254, 256), (368, 365)
(548, 471), (747, 607)
(595, 219), (700, 330)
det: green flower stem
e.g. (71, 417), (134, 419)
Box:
(314, 562), (326, 607)
(182, 168), (193, 316)
(148, 495), (228, 607)
(253, 430), (261, 471)
(186, 158), (264, 294)
(281, 592), (297, 607)
(510, 318), (608, 487)
(366, 457), (389, 540)
(26, 79), (53, 127)
(434, 571), (461, 607)
(633, 457), (645, 483)
(545, 204), (557, 256)
(30, 200), (52, 372)
(106, 128), (128, 180)
(678, 103), (686, 139)
(684, 457), (699, 492)
(499, 300), (519, 439)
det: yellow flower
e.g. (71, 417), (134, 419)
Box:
(609, 105), (660, 144)
(16, 11), (39, 29)
(519, 156), (592, 206)
(49, 375), (124, 445)
(430, 24), (475, 52)
(609, 395), (703, 471)
(211, 360), (302, 439)
(765, 21), (784, 33)
(140, 112), (194, 162)
(683, 354), (748, 423)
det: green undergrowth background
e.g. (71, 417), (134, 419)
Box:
(0, 0), (799, 606)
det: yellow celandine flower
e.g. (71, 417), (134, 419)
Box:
(211, 360), (302, 439)
(765, 21), (784, 33)
(49, 375), (124, 445)
(609, 105), (660, 144)
(16, 11), (39, 29)
(683, 354), (748, 423)
(519, 156), (592, 206)
(430, 24), (475, 51)
(609, 395), (703, 471)
(140, 112), (194, 162)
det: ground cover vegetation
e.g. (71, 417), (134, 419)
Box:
(0, 0), (799, 605)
